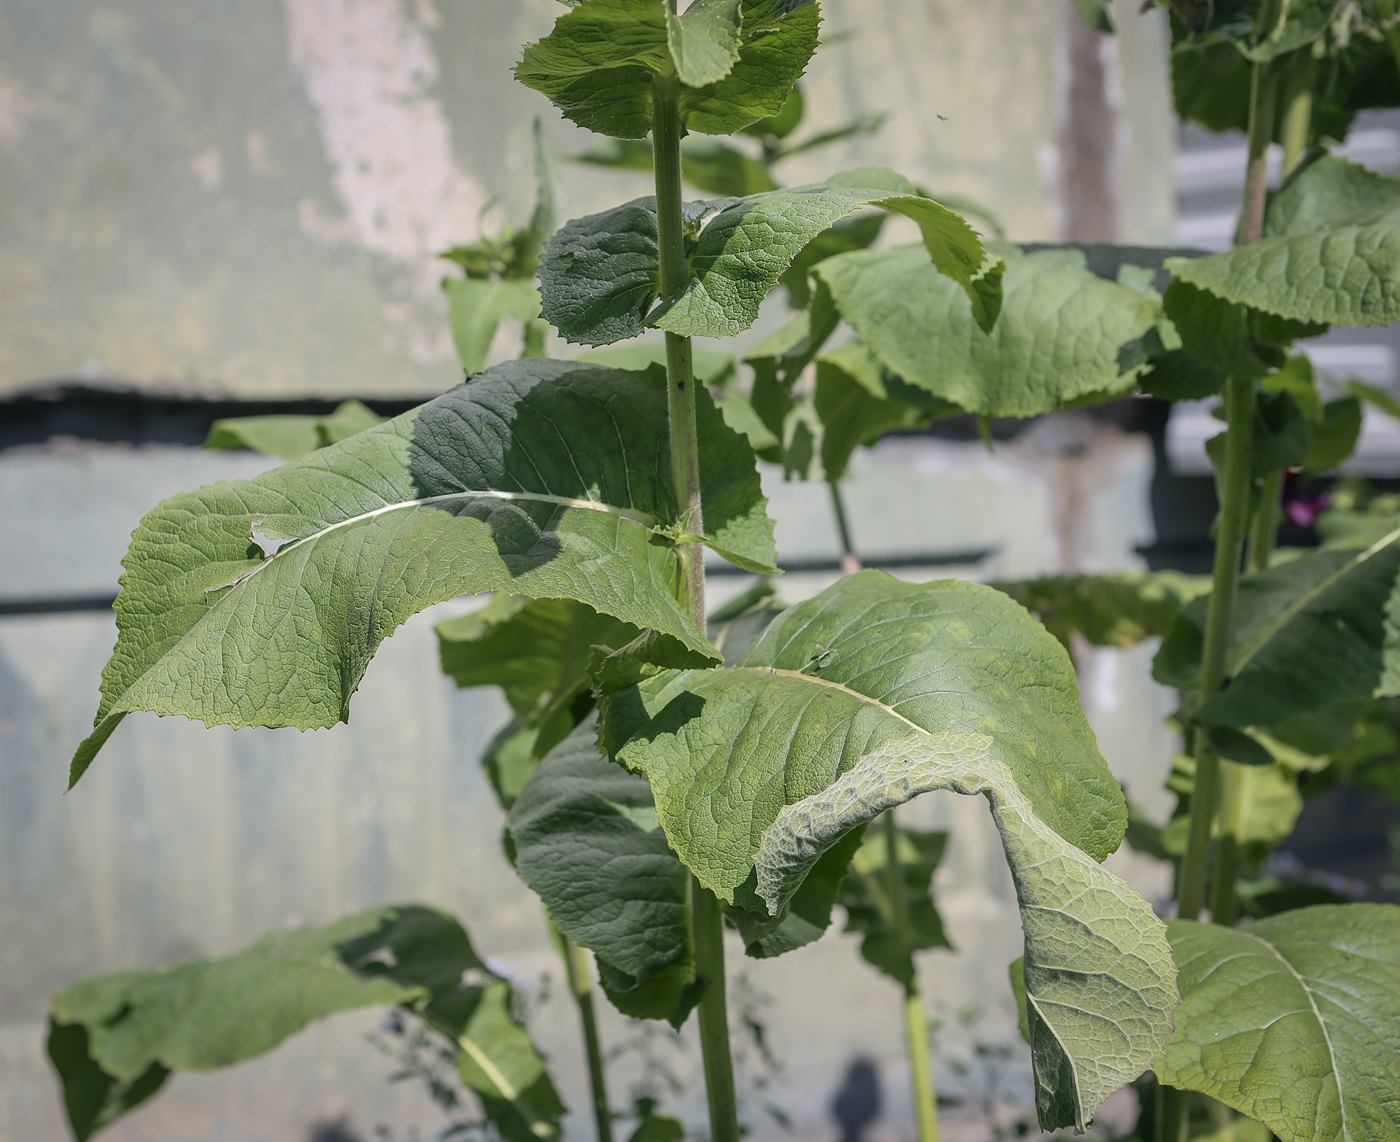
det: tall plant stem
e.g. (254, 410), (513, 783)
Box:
(692, 876), (740, 1142)
(1163, 37), (1279, 1142)
(1176, 37), (1276, 924)
(652, 60), (738, 1142)
(829, 480), (863, 574)
(560, 932), (614, 1142)
(884, 814), (940, 1142)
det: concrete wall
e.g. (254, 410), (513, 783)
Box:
(0, 0), (1175, 399)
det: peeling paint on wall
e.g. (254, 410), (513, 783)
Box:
(283, 0), (493, 291)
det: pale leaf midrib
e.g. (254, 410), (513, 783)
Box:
(1243, 927), (1349, 1140)
(1227, 526), (1400, 677)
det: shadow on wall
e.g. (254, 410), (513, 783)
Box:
(307, 1117), (364, 1142)
(831, 1054), (882, 1142)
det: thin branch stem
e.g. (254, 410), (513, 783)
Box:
(884, 814), (940, 1142)
(560, 932), (614, 1142)
(829, 480), (863, 575)
(652, 52), (736, 1142)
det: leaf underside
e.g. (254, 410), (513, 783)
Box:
(596, 571), (1174, 1132)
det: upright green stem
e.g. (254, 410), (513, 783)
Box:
(652, 58), (737, 1142)
(561, 933), (614, 1142)
(692, 876), (740, 1142)
(1280, 87), (1312, 177)
(884, 814), (940, 1142)
(829, 480), (863, 575)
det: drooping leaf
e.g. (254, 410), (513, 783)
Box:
(1155, 526), (1400, 729)
(595, 571), (1174, 1133)
(438, 595), (641, 756)
(1158, 905), (1400, 1142)
(838, 822), (951, 988)
(654, 169), (1002, 337)
(1166, 152), (1400, 327)
(994, 570), (1210, 651)
(817, 244), (1164, 416)
(48, 907), (565, 1142)
(541, 171), (1001, 347)
(508, 719), (701, 1028)
(204, 401), (385, 462)
(666, 0), (742, 88)
(74, 359), (781, 782)
(446, 279), (543, 375)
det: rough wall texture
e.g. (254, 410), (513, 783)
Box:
(0, 0), (1174, 398)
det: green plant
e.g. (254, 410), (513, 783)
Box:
(47, 2), (1400, 1142)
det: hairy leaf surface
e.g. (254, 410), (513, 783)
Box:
(816, 244), (1163, 416)
(596, 572), (1173, 1132)
(75, 359), (778, 781)
(1159, 905), (1400, 1142)
(1167, 153), (1400, 326)
(48, 907), (564, 1142)
(1155, 527), (1400, 728)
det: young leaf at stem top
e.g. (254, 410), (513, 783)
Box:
(516, 0), (817, 140)
(72, 359), (779, 784)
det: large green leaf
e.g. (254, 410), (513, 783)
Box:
(1159, 905), (1400, 1142)
(1154, 527), (1400, 729)
(516, 0), (816, 140)
(816, 243), (1164, 416)
(995, 570), (1210, 652)
(74, 359), (778, 782)
(1167, 153), (1400, 326)
(595, 571), (1174, 1133)
(438, 595), (640, 757)
(204, 401), (384, 462)
(507, 718), (701, 1028)
(48, 906), (565, 1142)
(838, 822), (950, 988)
(540, 169), (1000, 347)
